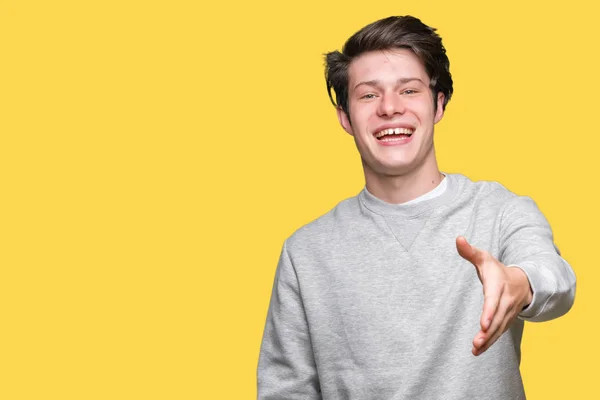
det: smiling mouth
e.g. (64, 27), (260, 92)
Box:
(374, 127), (414, 141)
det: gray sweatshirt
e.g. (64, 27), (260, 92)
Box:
(258, 173), (576, 400)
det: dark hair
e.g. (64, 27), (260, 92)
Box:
(324, 16), (453, 118)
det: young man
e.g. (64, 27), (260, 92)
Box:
(258, 16), (576, 400)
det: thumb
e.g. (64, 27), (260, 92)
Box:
(456, 236), (484, 269)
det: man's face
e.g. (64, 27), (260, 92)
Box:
(337, 48), (445, 178)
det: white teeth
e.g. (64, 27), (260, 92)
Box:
(375, 127), (414, 138)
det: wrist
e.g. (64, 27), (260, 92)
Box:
(507, 265), (533, 307)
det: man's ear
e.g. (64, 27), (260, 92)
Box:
(434, 92), (445, 124)
(336, 106), (354, 136)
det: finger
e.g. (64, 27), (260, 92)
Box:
(472, 330), (486, 353)
(473, 313), (512, 356)
(480, 287), (502, 331)
(473, 296), (517, 355)
(471, 287), (503, 352)
(473, 298), (505, 351)
(456, 236), (485, 267)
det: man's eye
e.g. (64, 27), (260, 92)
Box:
(402, 89), (417, 95)
(361, 94), (376, 99)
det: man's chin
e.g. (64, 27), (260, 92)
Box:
(365, 162), (416, 178)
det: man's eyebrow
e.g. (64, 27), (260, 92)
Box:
(353, 78), (426, 91)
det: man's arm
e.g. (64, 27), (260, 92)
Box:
(257, 241), (321, 400)
(499, 195), (576, 322)
(456, 194), (576, 356)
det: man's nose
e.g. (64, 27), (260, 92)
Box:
(377, 93), (405, 117)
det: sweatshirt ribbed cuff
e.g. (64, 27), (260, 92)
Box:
(507, 261), (552, 320)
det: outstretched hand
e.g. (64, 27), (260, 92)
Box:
(456, 236), (533, 356)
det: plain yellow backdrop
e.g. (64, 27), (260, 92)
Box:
(1, 0), (598, 398)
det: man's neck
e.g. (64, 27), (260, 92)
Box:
(363, 160), (444, 205)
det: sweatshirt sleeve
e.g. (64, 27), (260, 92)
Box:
(257, 240), (322, 399)
(498, 195), (576, 322)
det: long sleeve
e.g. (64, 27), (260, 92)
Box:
(257, 241), (321, 399)
(499, 195), (576, 322)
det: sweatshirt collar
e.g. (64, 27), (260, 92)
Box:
(358, 173), (460, 218)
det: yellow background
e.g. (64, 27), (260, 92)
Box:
(1, 0), (597, 398)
